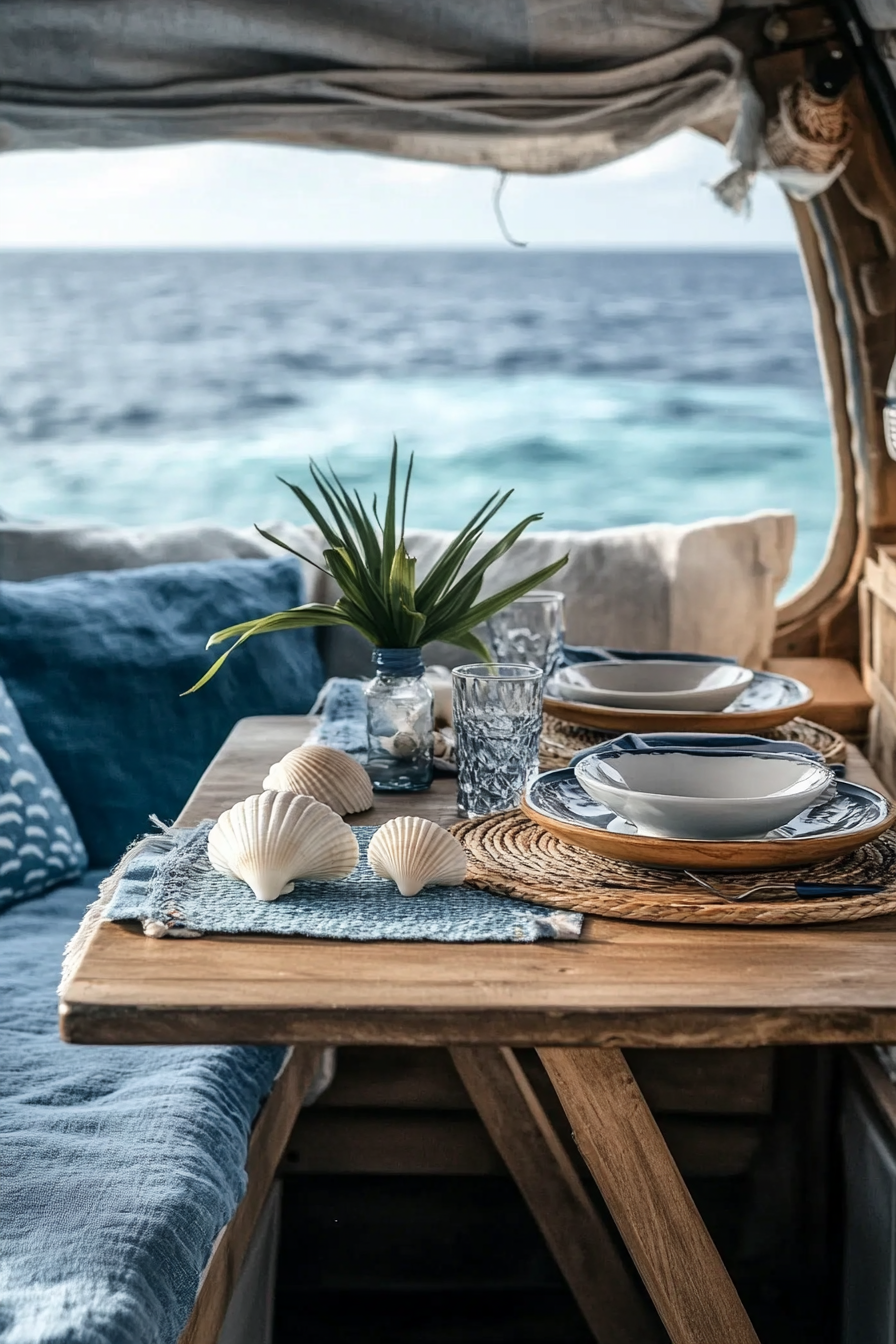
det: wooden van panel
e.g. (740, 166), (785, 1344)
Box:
(316, 1045), (776, 1116)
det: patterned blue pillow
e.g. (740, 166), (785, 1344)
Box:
(0, 676), (88, 911)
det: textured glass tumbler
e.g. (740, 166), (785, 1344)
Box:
(486, 591), (565, 677)
(452, 664), (543, 818)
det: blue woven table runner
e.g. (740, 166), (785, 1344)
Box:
(103, 823), (583, 942)
(309, 677), (369, 757)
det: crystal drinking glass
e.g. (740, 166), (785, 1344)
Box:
(486, 591), (565, 678)
(452, 663), (544, 818)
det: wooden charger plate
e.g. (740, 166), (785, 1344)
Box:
(520, 769), (896, 872)
(520, 795), (895, 871)
(543, 669), (814, 733)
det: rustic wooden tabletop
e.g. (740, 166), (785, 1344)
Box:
(57, 715), (896, 1344)
(60, 717), (896, 1052)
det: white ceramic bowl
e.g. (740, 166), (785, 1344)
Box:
(574, 750), (834, 840)
(551, 661), (754, 712)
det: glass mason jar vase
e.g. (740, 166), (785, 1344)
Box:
(365, 648), (434, 792)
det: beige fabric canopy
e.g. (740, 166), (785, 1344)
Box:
(0, 1), (748, 171)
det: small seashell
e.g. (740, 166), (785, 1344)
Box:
(432, 727), (456, 764)
(386, 731), (421, 760)
(368, 816), (467, 897)
(263, 744), (373, 815)
(208, 791), (359, 901)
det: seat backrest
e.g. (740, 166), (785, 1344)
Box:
(0, 509), (795, 674)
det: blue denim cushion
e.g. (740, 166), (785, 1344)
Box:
(0, 557), (324, 867)
(0, 676), (87, 911)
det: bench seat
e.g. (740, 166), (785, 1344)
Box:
(0, 875), (287, 1344)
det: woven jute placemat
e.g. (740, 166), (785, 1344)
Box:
(539, 713), (847, 773)
(451, 811), (896, 925)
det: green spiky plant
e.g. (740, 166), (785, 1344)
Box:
(187, 442), (568, 693)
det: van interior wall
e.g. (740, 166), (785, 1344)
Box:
(768, 44), (896, 662)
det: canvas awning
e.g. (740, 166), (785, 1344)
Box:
(0, 1), (749, 171)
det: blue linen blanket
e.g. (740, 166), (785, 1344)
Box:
(0, 874), (287, 1344)
(103, 823), (582, 942)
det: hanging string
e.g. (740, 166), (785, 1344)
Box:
(492, 172), (527, 248)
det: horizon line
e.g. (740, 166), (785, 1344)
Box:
(0, 242), (799, 254)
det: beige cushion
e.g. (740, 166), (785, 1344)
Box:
(268, 509), (796, 673)
(0, 510), (795, 675)
(0, 521), (273, 579)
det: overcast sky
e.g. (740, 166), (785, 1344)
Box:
(0, 128), (797, 248)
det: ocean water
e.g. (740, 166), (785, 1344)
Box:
(1, 249), (834, 595)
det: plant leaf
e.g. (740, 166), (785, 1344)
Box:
(388, 541), (421, 644)
(400, 601), (428, 647)
(414, 490), (512, 612)
(206, 603), (359, 647)
(423, 513), (550, 634)
(353, 490), (382, 576)
(420, 565), (485, 634)
(324, 546), (391, 632)
(309, 460), (359, 555)
(443, 627), (493, 663)
(186, 604), (357, 694)
(427, 555), (568, 643)
(194, 445), (565, 692)
(380, 438), (399, 580)
(277, 476), (343, 551)
(450, 513), (546, 593)
(400, 450), (414, 540)
(253, 525), (331, 576)
(321, 468), (382, 581)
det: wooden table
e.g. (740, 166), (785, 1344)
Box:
(61, 717), (896, 1344)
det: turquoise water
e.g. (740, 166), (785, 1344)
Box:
(1, 249), (836, 594)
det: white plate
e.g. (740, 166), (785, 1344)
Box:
(542, 668), (814, 733)
(550, 660), (754, 712)
(574, 750), (833, 840)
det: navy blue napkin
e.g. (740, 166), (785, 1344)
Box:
(561, 645), (738, 667)
(569, 731), (843, 773)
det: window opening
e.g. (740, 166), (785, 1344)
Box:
(1, 131), (836, 599)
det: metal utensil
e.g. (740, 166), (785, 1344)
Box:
(684, 870), (884, 904)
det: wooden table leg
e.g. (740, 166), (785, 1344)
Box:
(451, 1046), (664, 1344)
(539, 1047), (760, 1344)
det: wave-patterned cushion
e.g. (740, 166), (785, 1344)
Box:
(0, 678), (87, 911)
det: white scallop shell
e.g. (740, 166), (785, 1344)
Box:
(207, 791), (359, 901)
(263, 744), (373, 816)
(367, 816), (467, 897)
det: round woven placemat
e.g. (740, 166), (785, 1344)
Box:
(451, 811), (896, 925)
(539, 713), (847, 772)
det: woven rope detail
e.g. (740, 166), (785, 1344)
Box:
(451, 812), (896, 926)
(766, 81), (852, 174)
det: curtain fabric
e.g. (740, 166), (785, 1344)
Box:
(0, 1), (743, 170)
